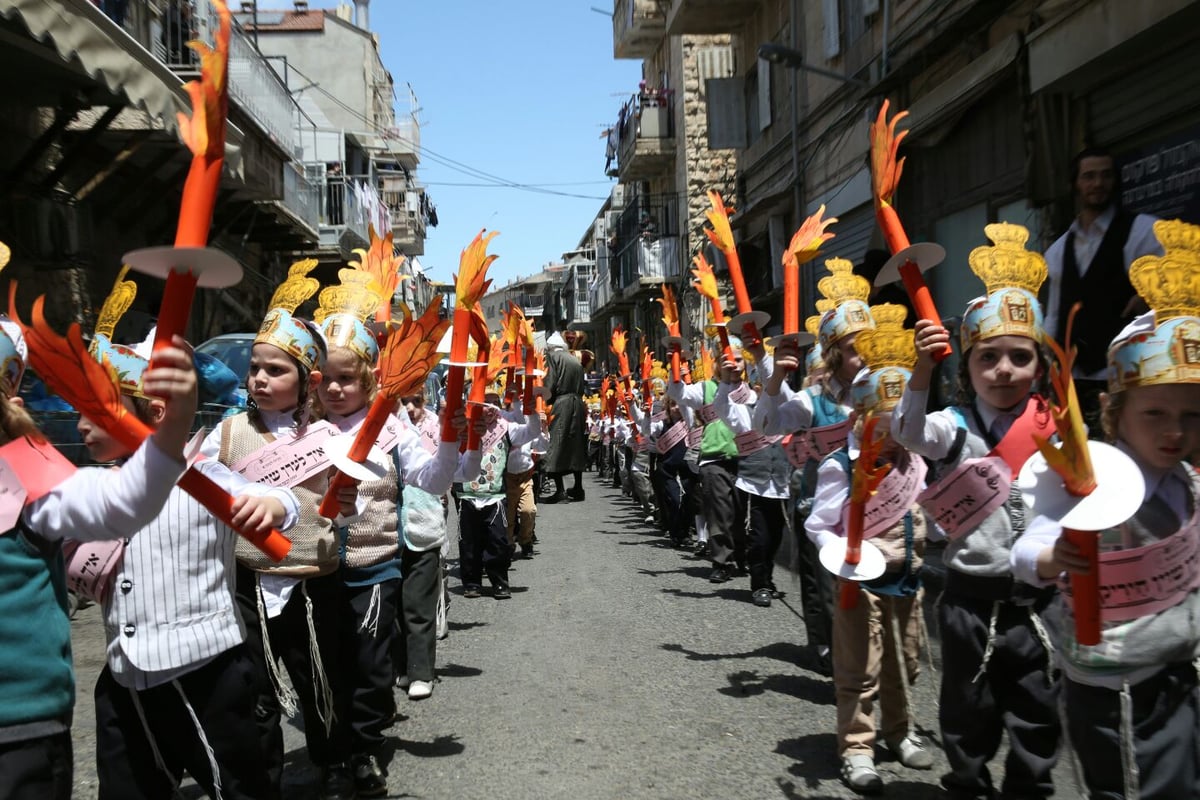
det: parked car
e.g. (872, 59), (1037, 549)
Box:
(196, 332), (254, 384)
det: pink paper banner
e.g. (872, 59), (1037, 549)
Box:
(783, 419), (853, 467)
(1065, 520), (1200, 623)
(657, 421), (688, 454)
(728, 383), (752, 404)
(696, 404), (719, 425)
(686, 427), (703, 449)
(417, 413), (439, 455)
(735, 430), (781, 457)
(62, 538), (126, 604)
(843, 456), (927, 540)
(916, 456), (1012, 540)
(231, 420), (339, 488)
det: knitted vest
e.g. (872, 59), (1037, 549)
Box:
(219, 413), (338, 577)
(342, 455), (400, 569)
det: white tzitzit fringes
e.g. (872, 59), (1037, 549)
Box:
(129, 687), (184, 797)
(359, 583), (382, 637)
(257, 578), (299, 717)
(1056, 678), (1088, 797)
(1119, 678), (1141, 800)
(972, 601), (1001, 683)
(173, 681), (224, 800)
(1028, 608), (1057, 687)
(303, 582), (336, 735)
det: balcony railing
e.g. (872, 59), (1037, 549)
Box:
(317, 172), (388, 246)
(613, 0), (666, 59)
(124, 0), (299, 154)
(590, 268), (614, 313)
(282, 163), (319, 232)
(612, 91), (676, 180)
(616, 237), (682, 296)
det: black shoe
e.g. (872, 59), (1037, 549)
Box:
(567, 486), (585, 502)
(352, 754), (386, 798)
(752, 588), (773, 607)
(321, 763), (357, 800)
(463, 585), (482, 599)
(493, 584), (512, 600)
(520, 545), (535, 559)
(694, 541), (709, 557)
(709, 566), (731, 583)
(542, 491), (568, 504)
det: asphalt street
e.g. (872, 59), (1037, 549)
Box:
(67, 473), (1082, 799)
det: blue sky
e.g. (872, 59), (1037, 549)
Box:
(309, 0), (642, 288)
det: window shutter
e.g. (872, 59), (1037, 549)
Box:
(758, 58), (772, 131)
(706, 77), (747, 150)
(823, 0), (841, 59)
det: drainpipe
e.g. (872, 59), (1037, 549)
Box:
(881, 0), (892, 77)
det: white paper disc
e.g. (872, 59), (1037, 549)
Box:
(875, 242), (946, 287)
(662, 335), (686, 349)
(444, 360), (488, 368)
(727, 311), (771, 340)
(819, 538), (887, 581)
(1018, 440), (1145, 531)
(322, 433), (389, 482)
(122, 246), (243, 288)
(435, 327), (453, 354)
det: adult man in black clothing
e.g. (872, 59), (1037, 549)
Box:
(1043, 147), (1162, 434)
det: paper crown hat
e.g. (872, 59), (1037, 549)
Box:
(803, 316), (824, 374)
(850, 304), (917, 413)
(256, 259), (323, 372)
(0, 242), (26, 395)
(807, 258), (876, 351)
(960, 223), (1047, 351)
(313, 265), (384, 364)
(89, 266), (150, 398)
(1107, 220), (1200, 393)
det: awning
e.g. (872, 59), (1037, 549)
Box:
(904, 33), (1021, 144)
(0, 0), (243, 174)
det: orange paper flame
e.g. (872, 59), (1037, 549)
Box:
(657, 284), (681, 335)
(176, 0), (230, 162)
(10, 288), (149, 454)
(641, 346), (653, 382)
(350, 226), (407, 323)
(784, 205), (838, 270)
(376, 297), (451, 400)
(691, 253), (721, 304)
(870, 100), (909, 210)
(704, 190), (736, 253)
(1033, 304), (1097, 497)
(610, 327), (627, 358)
(454, 230), (498, 310)
(850, 414), (893, 505)
(699, 345), (715, 382)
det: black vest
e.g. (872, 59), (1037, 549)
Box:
(1057, 209), (1136, 375)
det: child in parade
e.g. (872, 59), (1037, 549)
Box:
(199, 261), (352, 799)
(1011, 219), (1200, 800)
(893, 224), (1060, 800)
(758, 259), (875, 669)
(503, 384), (545, 559)
(627, 390), (662, 524)
(393, 392), (453, 701)
(654, 396), (694, 548)
(0, 312), (201, 800)
(715, 342), (792, 607)
(668, 337), (745, 583)
(314, 282), (470, 795)
(454, 382), (541, 599)
(804, 304), (934, 793)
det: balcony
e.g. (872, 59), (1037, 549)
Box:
(384, 115), (421, 172)
(614, 93), (676, 181)
(379, 172), (426, 256)
(615, 237), (682, 298)
(613, 0), (667, 60)
(665, 0), (759, 35)
(280, 162), (319, 234)
(590, 268), (615, 315)
(316, 172), (386, 254)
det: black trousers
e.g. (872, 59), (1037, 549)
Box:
(393, 546), (441, 682)
(938, 590), (1059, 799)
(235, 566), (350, 784)
(1065, 662), (1200, 800)
(458, 500), (510, 589)
(699, 460), (743, 566)
(0, 731), (72, 800)
(94, 645), (276, 800)
(338, 577), (399, 757)
(745, 493), (786, 592)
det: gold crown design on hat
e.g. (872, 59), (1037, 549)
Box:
(94, 265), (137, 341)
(267, 259), (320, 314)
(855, 304), (916, 371)
(314, 270), (384, 328)
(0, 240), (9, 270)
(1108, 220), (1200, 392)
(1129, 220), (1200, 321)
(256, 258), (322, 370)
(808, 258), (875, 349)
(967, 223), (1047, 297)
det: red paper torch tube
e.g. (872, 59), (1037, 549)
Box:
(466, 363), (488, 451)
(783, 264), (799, 335)
(318, 393), (394, 519)
(178, 468), (290, 561)
(1065, 527), (1101, 646)
(522, 347), (536, 413)
(150, 270), (200, 359)
(440, 307), (474, 443)
(898, 261), (950, 363)
(839, 500), (865, 610)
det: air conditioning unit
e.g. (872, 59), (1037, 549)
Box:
(610, 183), (627, 209)
(594, 218), (606, 242)
(605, 210), (622, 233)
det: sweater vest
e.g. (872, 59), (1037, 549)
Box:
(0, 527), (73, 736)
(342, 455), (400, 569)
(219, 413), (338, 577)
(1059, 209), (1136, 374)
(738, 437), (793, 491)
